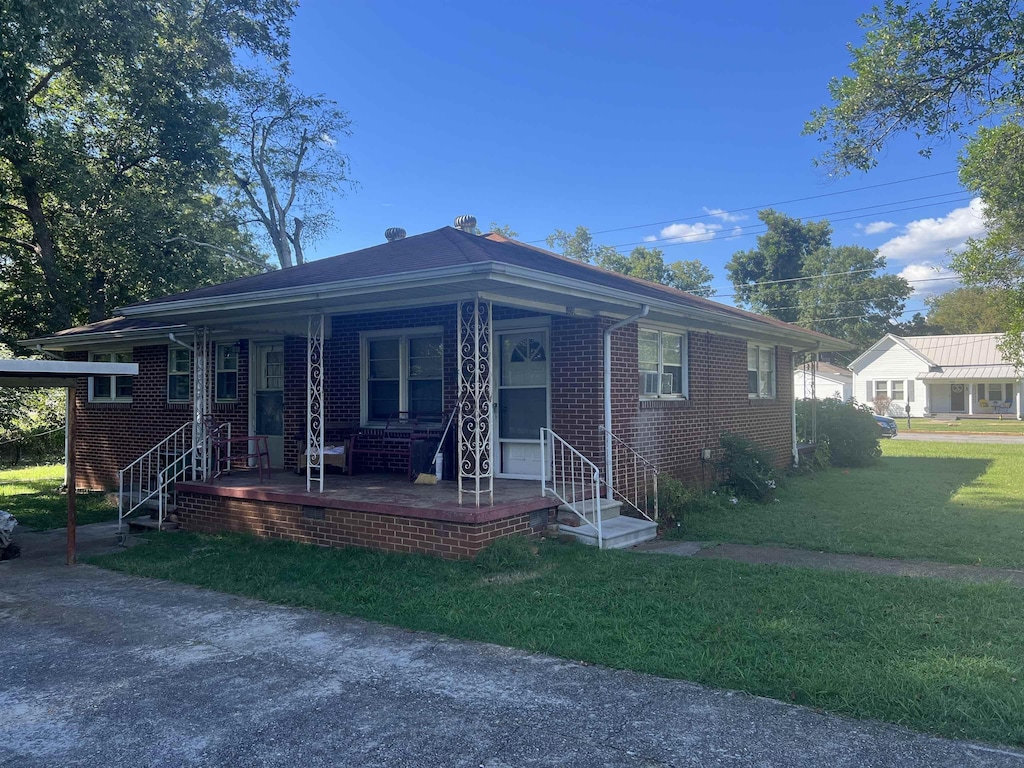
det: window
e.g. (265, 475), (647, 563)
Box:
(986, 383), (1006, 403)
(216, 343), (239, 401)
(167, 348), (191, 402)
(639, 329), (687, 397)
(89, 351), (133, 402)
(363, 330), (443, 423)
(890, 380), (904, 401)
(874, 380), (888, 398)
(747, 343), (776, 398)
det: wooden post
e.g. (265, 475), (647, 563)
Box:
(67, 385), (77, 566)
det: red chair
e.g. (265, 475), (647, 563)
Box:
(203, 416), (271, 482)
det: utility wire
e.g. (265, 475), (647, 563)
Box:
(713, 271), (956, 299)
(525, 169), (960, 243)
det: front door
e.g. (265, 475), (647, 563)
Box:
(252, 341), (285, 468)
(950, 383), (965, 412)
(497, 330), (550, 478)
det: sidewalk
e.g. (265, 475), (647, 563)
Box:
(638, 539), (1024, 587)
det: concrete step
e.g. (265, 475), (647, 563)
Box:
(556, 498), (621, 525)
(559, 514), (657, 550)
(126, 517), (180, 533)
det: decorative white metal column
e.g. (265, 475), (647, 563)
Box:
(306, 313), (325, 493)
(457, 299), (493, 507)
(192, 326), (211, 480)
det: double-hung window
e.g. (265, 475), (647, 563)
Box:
(747, 343), (776, 399)
(216, 343), (239, 401)
(874, 380), (888, 398)
(364, 330), (443, 423)
(985, 383), (1007, 403)
(89, 351), (133, 402)
(890, 380), (904, 401)
(639, 329), (687, 398)
(167, 348), (191, 402)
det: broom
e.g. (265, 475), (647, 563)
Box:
(414, 396), (461, 485)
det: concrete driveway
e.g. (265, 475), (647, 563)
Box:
(2, 527), (1022, 767)
(895, 431), (1024, 444)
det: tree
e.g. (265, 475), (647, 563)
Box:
(804, 0), (1024, 173)
(546, 226), (715, 296)
(228, 69), (353, 269)
(926, 287), (1011, 334)
(807, 0), (1024, 366)
(726, 211), (911, 350)
(0, 0), (293, 343)
(725, 210), (831, 322)
(488, 223), (519, 238)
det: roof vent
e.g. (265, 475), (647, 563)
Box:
(454, 215), (477, 233)
(384, 227), (406, 242)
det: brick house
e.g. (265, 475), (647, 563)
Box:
(26, 222), (847, 556)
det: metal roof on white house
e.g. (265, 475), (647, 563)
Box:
(902, 333), (1008, 367)
(918, 365), (1019, 380)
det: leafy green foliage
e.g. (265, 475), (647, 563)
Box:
(716, 433), (778, 503)
(925, 286), (1011, 333)
(799, 397), (881, 468)
(804, 0), (1024, 173)
(0, 0), (296, 341)
(656, 475), (718, 527)
(546, 226), (716, 296)
(726, 211), (910, 349)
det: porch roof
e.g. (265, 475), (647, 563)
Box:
(25, 227), (851, 352)
(918, 366), (1020, 380)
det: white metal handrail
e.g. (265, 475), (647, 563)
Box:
(599, 425), (659, 522)
(155, 446), (196, 530)
(118, 421), (192, 532)
(540, 428), (603, 548)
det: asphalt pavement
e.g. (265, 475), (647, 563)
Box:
(2, 524), (1022, 767)
(894, 431), (1024, 444)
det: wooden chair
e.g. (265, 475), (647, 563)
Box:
(203, 416), (271, 482)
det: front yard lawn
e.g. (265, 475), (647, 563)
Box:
(905, 418), (1024, 435)
(676, 441), (1024, 568)
(0, 463), (118, 530)
(91, 532), (1024, 747)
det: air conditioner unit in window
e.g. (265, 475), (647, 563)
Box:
(642, 371), (661, 396)
(661, 372), (674, 394)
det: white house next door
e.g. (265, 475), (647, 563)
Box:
(497, 330), (550, 478)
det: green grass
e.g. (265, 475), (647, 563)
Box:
(0, 463), (118, 530)
(90, 532), (1024, 746)
(675, 441), (1024, 568)
(906, 418), (1024, 434)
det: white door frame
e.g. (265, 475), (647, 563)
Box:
(249, 339), (285, 468)
(494, 325), (552, 480)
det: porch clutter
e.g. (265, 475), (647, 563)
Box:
(26, 219), (851, 559)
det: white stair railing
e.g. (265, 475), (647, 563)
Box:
(155, 446), (196, 530)
(599, 425), (659, 523)
(540, 428), (603, 548)
(117, 421), (192, 532)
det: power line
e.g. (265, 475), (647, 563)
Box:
(526, 169), (960, 243)
(714, 271), (957, 299)
(610, 195), (975, 251)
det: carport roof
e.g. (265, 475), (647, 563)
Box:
(0, 359), (138, 388)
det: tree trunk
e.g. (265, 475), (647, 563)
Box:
(11, 152), (72, 330)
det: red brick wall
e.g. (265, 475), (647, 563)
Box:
(176, 491), (546, 559)
(68, 341), (250, 490)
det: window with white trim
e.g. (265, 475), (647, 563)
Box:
(89, 351), (133, 402)
(363, 330), (443, 423)
(875, 380), (888, 398)
(747, 343), (775, 399)
(215, 343), (239, 401)
(890, 380), (904, 401)
(985, 383), (1008, 403)
(638, 329), (687, 397)
(167, 348), (191, 402)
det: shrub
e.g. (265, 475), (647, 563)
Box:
(657, 475), (703, 525)
(809, 397), (881, 467)
(475, 535), (538, 573)
(716, 433), (778, 503)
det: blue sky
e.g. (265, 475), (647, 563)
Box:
(287, 1), (983, 313)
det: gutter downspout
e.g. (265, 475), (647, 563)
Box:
(167, 332), (193, 353)
(603, 305), (650, 500)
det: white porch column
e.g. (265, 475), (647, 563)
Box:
(457, 299), (493, 507)
(967, 382), (974, 415)
(192, 326), (211, 480)
(306, 314), (325, 493)
(1017, 380), (1022, 420)
(922, 380), (931, 416)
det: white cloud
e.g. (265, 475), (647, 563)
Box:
(856, 220), (896, 235)
(897, 262), (960, 297)
(878, 198), (986, 263)
(643, 235), (657, 242)
(656, 221), (722, 243)
(703, 207), (746, 223)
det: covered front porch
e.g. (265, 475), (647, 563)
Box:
(920, 377), (1022, 420)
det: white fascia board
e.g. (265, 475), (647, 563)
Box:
(21, 325), (189, 351)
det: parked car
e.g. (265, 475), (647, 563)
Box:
(874, 415), (898, 438)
